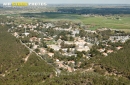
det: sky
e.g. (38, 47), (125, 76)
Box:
(0, 0), (129, 4)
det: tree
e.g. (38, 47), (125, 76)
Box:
(41, 39), (47, 48)
(67, 48), (70, 53)
(35, 48), (40, 53)
(79, 29), (86, 37)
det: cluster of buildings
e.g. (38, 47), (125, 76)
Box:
(5, 19), (130, 72)
(109, 35), (130, 43)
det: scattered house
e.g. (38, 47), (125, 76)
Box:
(64, 41), (74, 45)
(103, 52), (108, 56)
(67, 66), (72, 72)
(33, 45), (38, 49)
(18, 25), (22, 28)
(85, 67), (94, 72)
(0, 23), (5, 26)
(29, 37), (38, 42)
(48, 53), (54, 57)
(98, 48), (105, 53)
(34, 30), (38, 32)
(116, 46), (123, 50)
(86, 56), (90, 60)
(57, 39), (62, 45)
(75, 39), (86, 46)
(56, 59), (60, 62)
(67, 61), (75, 64)
(76, 46), (90, 52)
(43, 37), (53, 41)
(47, 45), (60, 51)
(77, 62), (82, 67)
(32, 26), (37, 29)
(39, 48), (46, 54)
(63, 53), (77, 57)
(55, 61), (65, 68)
(38, 38), (41, 42)
(85, 30), (96, 33)
(58, 63), (64, 68)
(13, 32), (19, 37)
(97, 28), (110, 31)
(72, 30), (79, 37)
(86, 42), (93, 48)
(62, 48), (68, 52)
(107, 50), (113, 53)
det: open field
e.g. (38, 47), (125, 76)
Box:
(80, 15), (130, 30)
(21, 12), (130, 30)
(2, 7), (130, 30)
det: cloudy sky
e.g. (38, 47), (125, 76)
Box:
(0, 0), (129, 4)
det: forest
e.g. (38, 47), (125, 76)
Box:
(58, 7), (130, 15)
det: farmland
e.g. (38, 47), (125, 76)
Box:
(21, 12), (130, 30)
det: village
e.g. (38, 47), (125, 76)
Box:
(1, 17), (130, 72)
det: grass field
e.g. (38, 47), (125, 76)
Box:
(38, 13), (130, 30)
(80, 15), (130, 30)
(18, 12), (130, 30)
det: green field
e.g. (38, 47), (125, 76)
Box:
(22, 12), (130, 30)
(80, 15), (130, 30)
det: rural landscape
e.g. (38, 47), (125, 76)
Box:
(0, 3), (130, 85)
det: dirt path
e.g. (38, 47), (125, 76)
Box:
(24, 51), (32, 63)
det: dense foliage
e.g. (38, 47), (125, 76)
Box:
(58, 7), (130, 15)
(99, 40), (130, 79)
(44, 72), (130, 85)
(0, 25), (54, 85)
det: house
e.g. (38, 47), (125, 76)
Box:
(107, 50), (113, 53)
(33, 45), (38, 49)
(43, 37), (53, 41)
(29, 37), (38, 42)
(18, 24), (22, 28)
(24, 33), (30, 36)
(67, 61), (75, 64)
(64, 41), (74, 45)
(75, 39), (86, 46)
(103, 52), (108, 56)
(48, 53), (54, 57)
(76, 46), (90, 52)
(55, 61), (64, 68)
(57, 39), (62, 46)
(63, 53), (77, 57)
(67, 66), (72, 72)
(62, 48), (68, 52)
(13, 32), (19, 37)
(39, 48), (46, 54)
(116, 46), (123, 50)
(98, 48), (105, 53)
(71, 30), (79, 37)
(85, 30), (96, 33)
(56, 59), (59, 62)
(47, 45), (60, 51)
